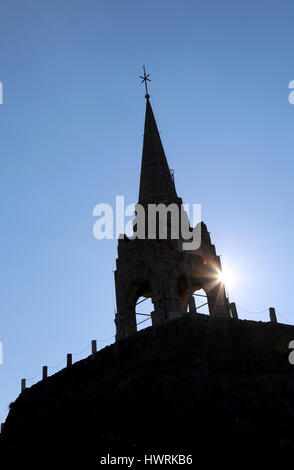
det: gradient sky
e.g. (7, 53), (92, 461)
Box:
(0, 0), (294, 422)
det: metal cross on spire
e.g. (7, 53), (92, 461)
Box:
(139, 65), (151, 99)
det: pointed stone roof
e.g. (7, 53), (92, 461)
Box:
(138, 98), (179, 205)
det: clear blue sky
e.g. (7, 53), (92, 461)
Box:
(0, 0), (293, 422)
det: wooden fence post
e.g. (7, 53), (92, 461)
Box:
(21, 378), (26, 392)
(67, 353), (72, 367)
(91, 340), (97, 358)
(42, 366), (48, 380)
(269, 307), (277, 323)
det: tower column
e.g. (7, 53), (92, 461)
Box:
(205, 281), (229, 318)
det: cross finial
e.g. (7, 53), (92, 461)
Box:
(139, 65), (151, 99)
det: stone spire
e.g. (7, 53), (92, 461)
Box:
(138, 98), (179, 206)
(114, 74), (231, 342)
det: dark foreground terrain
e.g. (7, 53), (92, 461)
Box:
(1, 314), (294, 465)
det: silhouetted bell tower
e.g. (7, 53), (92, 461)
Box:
(114, 69), (230, 341)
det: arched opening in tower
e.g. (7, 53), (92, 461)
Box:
(177, 275), (209, 315)
(134, 279), (153, 331)
(136, 296), (153, 331)
(193, 288), (209, 315)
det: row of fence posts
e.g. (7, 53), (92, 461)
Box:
(17, 308), (279, 393)
(21, 340), (98, 392)
(229, 303), (277, 324)
(0, 310), (280, 433)
(19, 308), (279, 393)
(0, 340), (98, 434)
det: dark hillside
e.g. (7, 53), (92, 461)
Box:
(1, 314), (294, 465)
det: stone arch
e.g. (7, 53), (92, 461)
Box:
(168, 260), (225, 316)
(126, 277), (152, 313)
(176, 275), (208, 314)
(123, 264), (159, 332)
